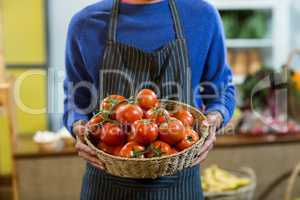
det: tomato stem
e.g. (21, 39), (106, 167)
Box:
(132, 150), (144, 158)
(187, 135), (193, 142)
(141, 119), (152, 125)
(153, 148), (162, 157)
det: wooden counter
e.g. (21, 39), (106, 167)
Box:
(15, 133), (300, 158)
(216, 133), (300, 147)
(15, 136), (76, 159)
(13, 133), (300, 200)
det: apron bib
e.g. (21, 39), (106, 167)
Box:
(99, 0), (192, 104)
(81, 0), (203, 199)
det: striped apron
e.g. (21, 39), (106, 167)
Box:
(81, 0), (204, 199)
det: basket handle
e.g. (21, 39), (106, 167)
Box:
(284, 162), (300, 200)
(83, 130), (107, 169)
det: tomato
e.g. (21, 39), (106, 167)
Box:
(131, 120), (158, 145)
(87, 114), (104, 132)
(88, 127), (102, 143)
(116, 103), (143, 125)
(97, 142), (123, 156)
(170, 148), (178, 155)
(136, 89), (158, 110)
(97, 142), (114, 154)
(174, 109), (194, 127)
(100, 95), (125, 111)
(112, 145), (124, 156)
(100, 95), (126, 120)
(127, 132), (135, 142)
(119, 142), (145, 158)
(159, 117), (185, 145)
(86, 114), (105, 144)
(145, 141), (172, 158)
(176, 128), (199, 150)
(101, 122), (125, 146)
(145, 107), (170, 125)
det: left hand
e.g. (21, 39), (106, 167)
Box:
(192, 111), (223, 166)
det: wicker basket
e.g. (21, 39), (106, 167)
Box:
(204, 167), (257, 200)
(85, 100), (209, 179)
(284, 162), (300, 200)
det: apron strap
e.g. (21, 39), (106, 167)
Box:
(107, 0), (185, 43)
(107, 0), (120, 42)
(168, 0), (185, 39)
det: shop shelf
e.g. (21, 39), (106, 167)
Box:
(216, 133), (300, 147)
(210, 0), (275, 10)
(226, 38), (273, 48)
(14, 133), (300, 159)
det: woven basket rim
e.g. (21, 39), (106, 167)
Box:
(204, 167), (257, 197)
(85, 133), (206, 162)
(85, 100), (209, 162)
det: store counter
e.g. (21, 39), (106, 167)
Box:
(15, 134), (300, 200)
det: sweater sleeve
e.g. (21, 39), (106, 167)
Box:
(63, 15), (94, 135)
(201, 8), (236, 126)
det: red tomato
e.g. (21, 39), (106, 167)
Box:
(159, 117), (185, 145)
(97, 142), (114, 154)
(112, 145), (124, 156)
(169, 113), (175, 118)
(136, 89), (158, 110)
(97, 142), (123, 156)
(89, 127), (102, 142)
(87, 114), (104, 132)
(127, 132), (135, 142)
(110, 103), (125, 120)
(119, 142), (145, 158)
(145, 141), (172, 158)
(176, 128), (199, 150)
(174, 109), (194, 127)
(145, 107), (170, 125)
(170, 148), (178, 155)
(131, 120), (158, 145)
(116, 104), (143, 125)
(86, 114), (104, 144)
(100, 95), (125, 111)
(101, 122), (125, 146)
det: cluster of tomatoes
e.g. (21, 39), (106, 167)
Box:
(86, 89), (200, 158)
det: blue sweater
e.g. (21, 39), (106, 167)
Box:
(63, 0), (236, 133)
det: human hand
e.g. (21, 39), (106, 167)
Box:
(192, 112), (223, 166)
(73, 120), (105, 170)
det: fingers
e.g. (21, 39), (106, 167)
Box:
(199, 115), (217, 154)
(75, 140), (96, 156)
(194, 117), (217, 166)
(75, 138), (106, 170)
(199, 143), (213, 163)
(199, 128), (216, 154)
(90, 162), (105, 170)
(192, 143), (213, 166)
(207, 112), (223, 130)
(74, 125), (86, 141)
(78, 151), (105, 170)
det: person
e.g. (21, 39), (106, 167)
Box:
(63, 0), (235, 199)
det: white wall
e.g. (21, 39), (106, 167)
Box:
(291, 0), (300, 49)
(290, 0), (300, 69)
(48, 0), (98, 131)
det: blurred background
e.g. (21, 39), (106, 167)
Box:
(0, 0), (300, 200)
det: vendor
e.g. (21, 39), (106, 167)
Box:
(63, 0), (235, 199)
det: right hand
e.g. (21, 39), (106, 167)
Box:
(73, 121), (105, 170)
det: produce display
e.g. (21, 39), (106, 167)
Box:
(202, 165), (251, 193)
(86, 89), (201, 159)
